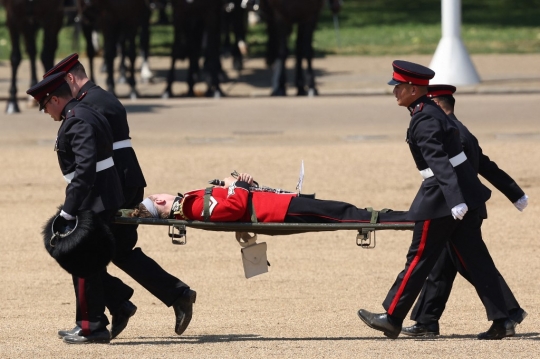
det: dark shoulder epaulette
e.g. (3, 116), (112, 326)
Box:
(411, 103), (424, 115)
(65, 108), (76, 119)
(77, 91), (88, 101)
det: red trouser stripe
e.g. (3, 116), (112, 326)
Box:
(286, 213), (370, 223)
(78, 277), (90, 335)
(450, 242), (467, 270)
(388, 219), (431, 315)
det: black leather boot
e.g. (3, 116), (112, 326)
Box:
(509, 308), (527, 325)
(172, 288), (197, 335)
(478, 319), (514, 340)
(63, 329), (111, 344)
(401, 321), (440, 337)
(357, 309), (402, 339)
(57, 326), (81, 338)
(111, 301), (138, 339)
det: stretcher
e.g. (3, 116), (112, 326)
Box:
(114, 209), (414, 278)
(114, 209), (414, 248)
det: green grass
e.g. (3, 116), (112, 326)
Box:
(1, 0), (539, 60)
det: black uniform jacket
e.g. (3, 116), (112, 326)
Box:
(56, 100), (125, 215)
(405, 96), (491, 221)
(77, 81), (146, 189)
(449, 113), (524, 205)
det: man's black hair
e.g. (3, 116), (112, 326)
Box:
(436, 95), (455, 110)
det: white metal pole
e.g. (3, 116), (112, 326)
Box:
(429, 0), (480, 85)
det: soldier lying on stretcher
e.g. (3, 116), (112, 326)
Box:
(132, 173), (411, 224)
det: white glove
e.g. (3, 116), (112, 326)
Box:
(451, 203), (468, 220)
(513, 194), (528, 212)
(60, 210), (76, 221)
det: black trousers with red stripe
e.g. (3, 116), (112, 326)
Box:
(383, 208), (510, 321)
(410, 233), (520, 324)
(284, 197), (410, 223)
(72, 270), (109, 335)
(71, 209), (117, 335)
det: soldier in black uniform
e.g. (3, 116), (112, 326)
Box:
(43, 54), (197, 340)
(357, 60), (513, 340)
(401, 85), (529, 339)
(27, 72), (125, 344)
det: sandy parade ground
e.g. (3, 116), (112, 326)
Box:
(0, 54), (539, 358)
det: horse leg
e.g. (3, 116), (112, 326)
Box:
(186, 22), (203, 97)
(117, 37), (127, 84)
(231, 1), (247, 71)
(187, 57), (198, 97)
(204, 6), (224, 97)
(261, 0), (278, 68)
(139, 5), (153, 83)
(103, 30), (118, 96)
(99, 31), (107, 74)
(221, 5), (232, 57)
(294, 24), (307, 96)
(163, 54), (178, 99)
(303, 20), (318, 97)
(21, 27), (38, 86)
(295, 21), (318, 96)
(82, 22), (96, 83)
(126, 32), (139, 99)
(6, 24), (22, 114)
(270, 19), (290, 96)
(163, 11), (183, 99)
(22, 26), (39, 108)
(40, 14), (62, 72)
(157, 0), (170, 24)
(216, 5), (230, 82)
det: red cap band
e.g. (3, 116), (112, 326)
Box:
(392, 71), (430, 86)
(43, 53), (79, 79)
(428, 89), (454, 97)
(27, 72), (67, 103)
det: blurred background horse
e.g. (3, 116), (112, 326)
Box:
(261, 0), (341, 96)
(76, 0), (150, 98)
(3, 0), (64, 113)
(221, 0), (259, 71)
(2, 0), (342, 105)
(163, 0), (223, 98)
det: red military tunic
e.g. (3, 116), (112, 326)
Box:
(178, 181), (297, 223)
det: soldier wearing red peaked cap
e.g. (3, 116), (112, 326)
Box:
(388, 60), (435, 86)
(26, 72), (68, 111)
(43, 53), (80, 78)
(45, 53), (197, 342)
(401, 83), (529, 340)
(427, 84), (456, 98)
(27, 68), (126, 345)
(357, 61), (513, 340)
